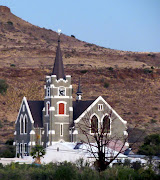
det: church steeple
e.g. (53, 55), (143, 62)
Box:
(52, 32), (66, 80)
(76, 77), (82, 101)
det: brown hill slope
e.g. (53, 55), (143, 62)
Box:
(0, 6), (160, 149)
(0, 6), (160, 70)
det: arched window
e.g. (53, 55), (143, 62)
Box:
(59, 103), (64, 114)
(24, 115), (27, 134)
(20, 115), (23, 134)
(103, 115), (110, 133)
(46, 102), (50, 115)
(91, 115), (98, 133)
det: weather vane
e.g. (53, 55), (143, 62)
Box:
(58, 29), (61, 35)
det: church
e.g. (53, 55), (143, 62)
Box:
(14, 34), (128, 157)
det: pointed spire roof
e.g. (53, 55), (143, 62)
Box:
(76, 77), (82, 94)
(52, 34), (66, 80)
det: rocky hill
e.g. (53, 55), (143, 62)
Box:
(0, 6), (160, 149)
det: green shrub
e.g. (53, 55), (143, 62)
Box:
(80, 70), (87, 74)
(150, 119), (157, 123)
(104, 82), (109, 88)
(10, 64), (16, 67)
(71, 35), (75, 38)
(54, 162), (78, 180)
(144, 68), (152, 74)
(108, 67), (114, 71)
(0, 79), (8, 95)
(7, 21), (13, 26)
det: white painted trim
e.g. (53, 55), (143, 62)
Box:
(44, 85), (46, 89)
(58, 139), (65, 143)
(125, 142), (129, 147)
(74, 96), (127, 125)
(54, 96), (70, 99)
(69, 85), (72, 88)
(14, 131), (17, 135)
(30, 130), (35, 134)
(66, 75), (71, 78)
(28, 142), (31, 146)
(50, 84), (55, 88)
(60, 123), (63, 136)
(13, 142), (16, 145)
(46, 101), (50, 115)
(69, 107), (73, 111)
(47, 141), (50, 146)
(55, 122), (69, 124)
(48, 130), (55, 134)
(32, 142), (36, 146)
(123, 131), (128, 136)
(24, 97), (34, 123)
(55, 114), (69, 117)
(56, 78), (68, 83)
(73, 130), (78, 134)
(50, 106), (55, 111)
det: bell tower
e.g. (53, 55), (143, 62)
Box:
(43, 32), (73, 146)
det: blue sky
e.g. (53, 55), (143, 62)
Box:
(1, 0), (160, 52)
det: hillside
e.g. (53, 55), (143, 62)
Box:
(0, 6), (160, 149)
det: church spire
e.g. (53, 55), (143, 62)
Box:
(76, 77), (82, 101)
(52, 30), (66, 80)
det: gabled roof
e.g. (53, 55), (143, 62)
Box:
(73, 100), (95, 120)
(52, 36), (66, 80)
(28, 100), (44, 127)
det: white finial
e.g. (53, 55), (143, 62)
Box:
(58, 29), (61, 35)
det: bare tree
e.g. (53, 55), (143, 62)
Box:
(76, 107), (144, 171)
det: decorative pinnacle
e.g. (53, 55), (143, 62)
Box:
(58, 29), (61, 36)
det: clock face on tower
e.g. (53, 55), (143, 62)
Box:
(59, 87), (65, 96)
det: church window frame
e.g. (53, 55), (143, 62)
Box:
(90, 114), (99, 134)
(101, 114), (111, 134)
(20, 143), (23, 153)
(46, 101), (50, 116)
(60, 123), (63, 136)
(98, 104), (103, 111)
(20, 115), (24, 134)
(24, 143), (27, 153)
(23, 114), (28, 134)
(23, 105), (25, 112)
(57, 101), (67, 115)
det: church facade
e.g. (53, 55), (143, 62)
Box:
(14, 35), (127, 157)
